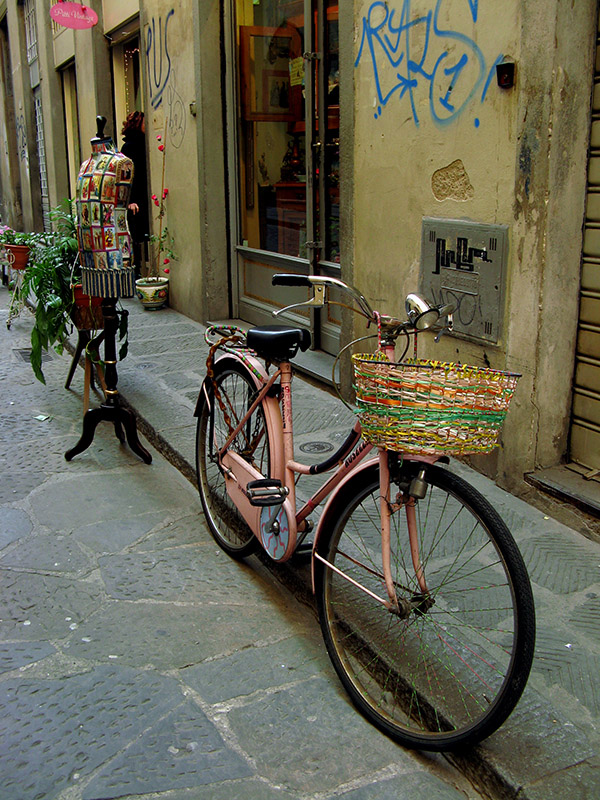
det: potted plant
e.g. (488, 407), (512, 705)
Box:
(135, 120), (176, 310)
(0, 226), (32, 271)
(11, 201), (128, 383)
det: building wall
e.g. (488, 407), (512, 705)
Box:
(141, 0), (203, 319)
(0, 0), (596, 492)
(350, 0), (596, 490)
(3, 0), (42, 230)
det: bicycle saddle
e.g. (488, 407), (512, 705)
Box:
(247, 325), (311, 361)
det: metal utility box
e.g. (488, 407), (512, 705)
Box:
(420, 218), (509, 345)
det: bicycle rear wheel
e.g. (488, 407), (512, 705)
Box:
(314, 462), (535, 751)
(196, 361), (269, 558)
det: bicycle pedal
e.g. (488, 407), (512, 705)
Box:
(246, 478), (289, 507)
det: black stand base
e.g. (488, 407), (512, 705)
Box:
(65, 402), (151, 463)
(65, 298), (152, 464)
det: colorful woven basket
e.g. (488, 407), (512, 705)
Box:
(352, 354), (520, 455)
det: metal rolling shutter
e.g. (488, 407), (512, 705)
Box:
(572, 15), (600, 475)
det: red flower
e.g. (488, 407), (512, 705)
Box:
(156, 134), (162, 141)
(164, 268), (170, 274)
(158, 144), (165, 152)
(163, 257), (170, 264)
(162, 188), (169, 198)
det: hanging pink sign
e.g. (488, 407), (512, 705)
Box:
(50, 2), (98, 30)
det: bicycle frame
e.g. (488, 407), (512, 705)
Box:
(205, 345), (438, 610)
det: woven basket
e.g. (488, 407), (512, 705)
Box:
(352, 354), (520, 456)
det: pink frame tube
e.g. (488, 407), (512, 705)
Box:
(211, 349), (434, 586)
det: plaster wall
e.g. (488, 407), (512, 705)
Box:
(351, 0), (596, 489)
(0, 17), (22, 228)
(5, 0), (41, 230)
(142, 0), (203, 320)
(103, 0), (140, 33)
(34, 1), (70, 210)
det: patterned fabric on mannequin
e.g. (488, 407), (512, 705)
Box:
(76, 133), (136, 298)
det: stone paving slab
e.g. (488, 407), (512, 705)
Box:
(5, 289), (600, 799)
(72, 510), (168, 553)
(182, 632), (327, 704)
(0, 531), (94, 574)
(98, 546), (289, 604)
(0, 640), (56, 674)
(0, 507), (32, 547)
(226, 677), (415, 795)
(82, 699), (252, 799)
(133, 513), (209, 551)
(134, 780), (298, 799)
(0, 569), (103, 640)
(0, 665), (184, 800)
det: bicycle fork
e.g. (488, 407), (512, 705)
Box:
(379, 450), (430, 617)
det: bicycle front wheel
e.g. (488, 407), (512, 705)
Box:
(314, 462), (535, 751)
(196, 360), (270, 559)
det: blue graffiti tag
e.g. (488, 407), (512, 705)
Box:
(146, 9), (175, 110)
(355, 0), (502, 127)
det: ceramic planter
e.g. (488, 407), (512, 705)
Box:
(70, 284), (104, 330)
(4, 243), (30, 271)
(135, 276), (169, 310)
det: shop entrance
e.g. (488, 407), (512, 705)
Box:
(228, 0), (340, 355)
(572, 11), (600, 477)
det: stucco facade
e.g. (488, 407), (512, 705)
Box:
(0, 0), (598, 498)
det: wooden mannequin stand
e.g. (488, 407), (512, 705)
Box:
(64, 299), (151, 463)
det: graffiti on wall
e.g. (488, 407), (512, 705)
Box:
(146, 9), (174, 111)
(16, 115), (27, 161)
(145, 9), (186, 148)
(166, 81), (186, 149)
(355, 0), (503, 127)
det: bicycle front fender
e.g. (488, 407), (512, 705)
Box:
(311, 457), (379, 593)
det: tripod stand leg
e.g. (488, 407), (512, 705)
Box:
(64, 299), (151, 464)
(65, 331), (90, 390)
(120, 407), (152, 463)
(65, 407), (105, 461)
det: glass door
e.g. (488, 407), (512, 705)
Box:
(231, 0), (340, 355)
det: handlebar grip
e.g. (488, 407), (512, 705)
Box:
(272, 273), (312, 287)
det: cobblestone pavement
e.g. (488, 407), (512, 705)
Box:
(3, 285), (600, 799)
(0, 294), (485, 799)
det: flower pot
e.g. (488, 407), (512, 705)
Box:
(135, 276), (169, 310)
(70, 284), (104, 330)
(4, 243), (30, 271)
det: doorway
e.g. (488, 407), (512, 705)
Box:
(228, 0), (340, 355)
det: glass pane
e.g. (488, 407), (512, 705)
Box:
(236, 0), (306, 257)
(322, 2), (339, 263)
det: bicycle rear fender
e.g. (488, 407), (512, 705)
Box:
(194, 352), (268, 416)
(194, 352), (286, 485)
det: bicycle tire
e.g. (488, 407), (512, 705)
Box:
(314, 461), (535, 751)
(196, 360), (270, 559)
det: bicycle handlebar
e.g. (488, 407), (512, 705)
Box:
(272, 274), (312, 288)
(272, 273), (454, 340)
(272, 273), (376, 321)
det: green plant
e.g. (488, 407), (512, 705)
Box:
(146, 121), (177, 279)
(0, 226), (32, 246)
(12, 200), (127, 383)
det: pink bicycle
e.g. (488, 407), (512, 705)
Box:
(194, 273), (535, 751)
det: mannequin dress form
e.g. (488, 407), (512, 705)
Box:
(65, 116), (151, 463)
